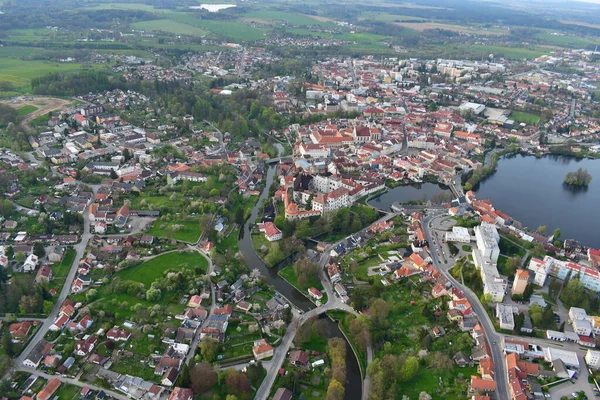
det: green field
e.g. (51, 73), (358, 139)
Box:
(468, 45), (546, 59)
(86, 2), (167, 11)
(535, 32), (598, 49)
(0, 49), (99, 88)
(17, 105), (38, 115)
(358, 11), (427, 22)
(511, 111), (541, 125)
(166, 11), (266, 40)
(147, 216), (202, 243)
(116, 251), (208, 286)
(131, 19), (209, 36)
(191, 19), (266, 41)
(242, 10), (333, 27)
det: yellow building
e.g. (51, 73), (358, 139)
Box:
(511, 269), (529, 296)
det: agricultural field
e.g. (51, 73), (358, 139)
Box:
(467, 45), (547, 59)
(358, 11), (427, 22)
(0, 49), (101, 89)
(131, 19), (209, 37)
(115, 250), (208, 286)
(534, 32), (599, 48)
(393, 21), (505, 35)
(242, 10), (334, 27)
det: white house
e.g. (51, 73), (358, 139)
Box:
(23, 254), (39, 272)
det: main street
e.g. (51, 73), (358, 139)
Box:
(184, 246), (217, 367)
(14, 203), (93, 369)
(422, 212), (510, 400)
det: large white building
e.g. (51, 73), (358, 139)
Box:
(472, 223), (505, 302)
(543, 347), (580, 369)
(496, 303), (515, 330)
(586, 349), (600, 369)
(445, 226), (471, 243)
(528, 255), (600, 293)
(474, 223), (500, 263)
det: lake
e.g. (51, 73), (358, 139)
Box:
(476, 154), (600, 248)
(367, 182), (450, 210)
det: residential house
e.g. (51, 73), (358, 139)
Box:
(273, 388), (293, 400)
(161, 367), (179, 387)
(35, 265), (53, 284)
(253, 339), (274, 360)
(23, 340), (47, 368)
(106, 327), (131, 341)
(37, 378), (61, 400)
(289, 350), (309, 368)
(169, 387), (194, 400)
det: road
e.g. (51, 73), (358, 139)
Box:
(14, 203), (92, 369)
(184, 246), (217, 367)
(422, 212), (510, 400)
(20, 367), (128, 400)
(255, 214), (399, 400)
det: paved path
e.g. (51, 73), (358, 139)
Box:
(423, 212), (510, 400)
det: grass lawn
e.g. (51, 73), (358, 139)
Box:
(131, 19), (209, 36)
(147, 216), (201, 243)
(51, 249), (76, 278)
(278, 266), (324, 298)
(497, 255), (510, 276)
(499, 236), (527, 258)
(110, 351), (156, 381)
(512, 111), (541, 125)
(17, 105), (38, 115)
(30, 113), (50, 127)
(400, 366), (477, 399)
(116, 251), (208, 286)
(53, 383), (81, 399)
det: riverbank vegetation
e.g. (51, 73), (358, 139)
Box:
(463, 144), (519, 191)
(564, 167), (592, 187)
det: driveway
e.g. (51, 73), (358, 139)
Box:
(549, 357), (596, 399)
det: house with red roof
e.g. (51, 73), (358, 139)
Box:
(49, 313), (70, 331)
(252, 338), (274, 360)
(257, 222), (283, 242)
(470, 376), (496, 393)
(308, 287), (323, 300)
(107, 326), (131, 341)
(37, 378), (61, 400)
(35, 265), (53, 284)
(9, 321), (33, 340)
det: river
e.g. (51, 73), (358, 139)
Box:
(476, 154), (600, 248)
(367, 182), (450, 210)
(238, 146), (362, 399)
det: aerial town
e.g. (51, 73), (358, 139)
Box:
(1, 1), (600, 400)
